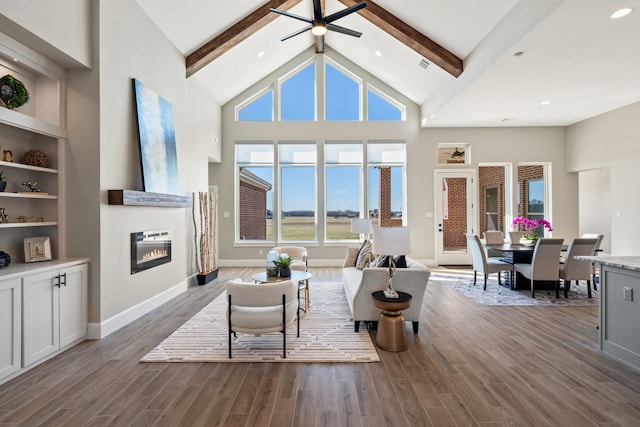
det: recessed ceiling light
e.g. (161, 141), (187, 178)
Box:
(611, 7), (633, 19)
(375, 50), (382, 57)
(540, 100), (551, 106)
(421, 117), (427, 126)
(257, 51), (264, 58)
(429, 114), (436, 119)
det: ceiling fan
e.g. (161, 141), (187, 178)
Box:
(270, 0), (367, 53)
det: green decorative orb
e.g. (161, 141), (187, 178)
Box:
(0, 75), (30, 109)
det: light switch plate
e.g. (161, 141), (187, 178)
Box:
(624, 287), (633, 301)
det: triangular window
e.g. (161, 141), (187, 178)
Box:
(325, 62), (361, 121)
(367, 86), (404, 121)
(280, 61), (315, 121)
(237, 88), (273, 121)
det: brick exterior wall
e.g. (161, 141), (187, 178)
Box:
(239, 180), (267, 240)
(443, 177), (468, 248)
(478, 166), (505, 234)
(517, 165), (544, 218)
(376, 167), (402, 227)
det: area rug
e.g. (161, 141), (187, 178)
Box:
(430, 268), (599, 307)
(141, 281), (380, 363)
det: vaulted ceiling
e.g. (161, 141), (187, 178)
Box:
(137, 0), (640, 127)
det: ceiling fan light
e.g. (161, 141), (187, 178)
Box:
(312, 23), (327, 36)
(610, 7), (632, 19)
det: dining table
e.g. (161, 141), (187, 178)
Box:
(484, 242), (566, 290)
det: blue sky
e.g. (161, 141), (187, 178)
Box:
(242, 61), (403, 214)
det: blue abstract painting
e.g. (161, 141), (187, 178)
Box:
(133, 79), (180, 195)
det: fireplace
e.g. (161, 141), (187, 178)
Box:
(131, 229), (172, 274)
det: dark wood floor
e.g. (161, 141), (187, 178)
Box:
(1, 266), (640, 426)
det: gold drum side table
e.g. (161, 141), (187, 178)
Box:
(371, 290), (412, 352)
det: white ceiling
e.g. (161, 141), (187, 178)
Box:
(137, 0), (640, 127)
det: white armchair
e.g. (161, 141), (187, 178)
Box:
(271, 246), (308, 271)
(226, 279), (299, 358)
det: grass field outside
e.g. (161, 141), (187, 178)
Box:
(266, 216), (358, 241)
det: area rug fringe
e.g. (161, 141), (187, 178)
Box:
(141, 281), (380, 363)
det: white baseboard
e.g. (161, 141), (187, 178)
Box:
(87, 281), (187, 339)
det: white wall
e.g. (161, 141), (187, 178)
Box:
(96, 0), (221, 325)
(567, 101), (640, 255)
(212, 48), (577, 265)
(2, 0), (222, 334)
(578, 168), (611, 253)
(0, 0), (92, 68)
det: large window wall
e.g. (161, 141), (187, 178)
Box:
(235, 141), (406, 244)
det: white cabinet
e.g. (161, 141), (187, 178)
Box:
(22, 262), (88, 367)
(0, 277), (21, 382)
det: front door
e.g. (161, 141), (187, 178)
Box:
(435, 170), (476, 265)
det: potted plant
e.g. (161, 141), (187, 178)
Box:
(192, 191), (219, 285)
(511, 217), (553, 245)
(0, 170), (7, 192)
(274, 255), (293, 277)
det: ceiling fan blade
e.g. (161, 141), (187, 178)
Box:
(270, 8), (313, 24)
(314, 35), (325, 53)
(324, 1), (366, 24)
(280, 25), (312, 41)
(327, 23), (362, 38)
(313, 0), (323, 21)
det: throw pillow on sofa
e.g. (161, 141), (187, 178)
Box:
(371, 254), (407, 268)
(394, 255), (408, 268)
(356, 240), (373, 270)
(371, 255), (389, 267)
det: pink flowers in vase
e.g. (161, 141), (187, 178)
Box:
(512, 217), (553, 240)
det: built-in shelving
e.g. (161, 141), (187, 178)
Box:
(0, 221), (57, 229)
(0, 35), (65, 259)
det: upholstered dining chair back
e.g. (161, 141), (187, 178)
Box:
(514, 238), (564, 298)
(466, 234), (510, 290)
(509, 231), (525, 243)
(561, 238), (599, 280)
(272, 246), (308, 271)
(530, 238), (565, 281)
(483, 230), (505, 244)
(581, 233), (604, 252)
(226, 279), (299, 358)
(483, 230), (505, 257)
(581, 233), (605, 285)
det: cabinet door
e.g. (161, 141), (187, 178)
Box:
(59, 264), (88, 347)
(0, 278), (21, 381)
(23, 271), (59, 366)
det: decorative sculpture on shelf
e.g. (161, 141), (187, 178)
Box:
(22, 181), (40, 192)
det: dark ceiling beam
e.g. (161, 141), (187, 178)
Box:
(186, 0), (303, 77)
(314, 0), (326, 53)
(338, 0), (463, 77)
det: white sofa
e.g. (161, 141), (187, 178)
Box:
(342, 247), (431, 333)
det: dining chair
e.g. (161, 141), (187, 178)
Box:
(560, 238), (599, 298)
(466, 234), (511, 290)
(226, 279), (299, 359)
(581, 233), (604, 288)
(514, 238), (564, 298)
(509, 231), (525, 243)
(483, 230), (505, 258)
